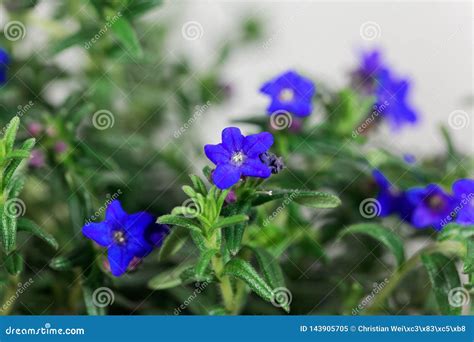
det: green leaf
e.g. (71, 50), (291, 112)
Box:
(338, 223), (405, 266)
(202, 166), (212, 180)
(17, 218), (58, 250)
(148, 261), (194, 290)
(158, 227), (189, 261)
(126, 0), (163, 18)
(1, 206), (17, 254)
(5, 250), (23, 275)
(110, 17), (143, 59)
(195, 249), (218, 279)
(5, 150), (31, 160)
(223, 258), (273, 303)
(182, 185), (197, 198)
(190, 175), (207, 195)
(253, 189), (341, 209)
(421, 252), (462, 315)
(213, 214), (249, 230)
(438, 223), (474, 242)
(157, 215), (201, 233)
(251, 247), (285, 290)
(3, 138), (35, 190)
(222, 201), (251, 255)
(50, 29), (97, 55)
(4, 116), (20, 153)
(464, 239), (474, 274)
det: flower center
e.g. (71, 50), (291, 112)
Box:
(278, 88), (294, 102)
(428, 195), (445, 211)
(231, 151), (245, 166)
(113, 230), (126, 245)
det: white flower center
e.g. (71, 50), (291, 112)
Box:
(113, 230), (126, 245)
(231, 151), (245, 166)
(279, 88), (294, 102)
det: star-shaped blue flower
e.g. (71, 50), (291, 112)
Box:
(82, 200), (169, 276)
(260, 70), (316, 117)
(204, 127), (274, 189)
(352, 50), (384, 94)
(373, 170), (413, 221)
(406, 184), (455, 231)
(0, 48), (10, 84)
(452, 179), (474, 225)
(375, 69), (418, 131)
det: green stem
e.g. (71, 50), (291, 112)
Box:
(365, 240), (465, 313)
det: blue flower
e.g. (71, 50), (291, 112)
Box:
(260, 70), (315, 117)
(82, 200), (169, 276)
(375, 69), (418, 131)
(352, 50), (384, 94)
(452, 179), (474, 225)
(406, 184), (455, 231)
(373, 170), (413, 220)
(0, 48), (10, 84)
(204, 127), (274, 189)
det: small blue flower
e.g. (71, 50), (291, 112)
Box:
(352, 50), (384, 94)
(260, 70), (315, 117)
(205, 127), (274, 189)
(452, 179), (474, 225)
(373, 170), (413, 220)
(82, 200), (169, 276)
(0, 48), (10, 84)
(375, 69), (418, 131)
(406, 184), (455, 231)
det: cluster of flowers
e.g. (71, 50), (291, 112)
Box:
(374, 170), (474, 230)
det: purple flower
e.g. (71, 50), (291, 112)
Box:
(204, 127), (273, 189)
(29, 149), (45, 169)
(0, 48), (9, 84)
(406, 184), (455, 231)
(452, 179), (474, 225)
(54, 141), (68, 154)
(373, 170), (413, 220)
(27, 122), (43, 137)
(259, 151), (284, 174)
(260, 70), (315, 117)
(352, 50), (384, 94)
(375, 69), (418, 131)
(82, 200), (169, 276)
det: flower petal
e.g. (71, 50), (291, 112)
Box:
(452, 179), (474, 198)
(212, 164), (241, 189)
(125, 212), (155, 256)
(241, 159), (271, 179)
(108, 245), (135, 277)
(105, 200), (127, 223)
(221, 127), (244, 152)
(242, 132), (273, 157)
(82, 222), (112, 247)
(204, 143), (230, 165)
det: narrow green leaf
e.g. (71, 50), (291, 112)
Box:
(157, 215), (201, 233)
(4, 116), (20, 152)
(5, 250), (23, 275)
(148, 261), (194, 290)
(3, 138), (35, 190)
(338, 223), (405, 266)
(126, 0), (163, 18)
(5, 150), (30, 160)
(213, 214), (249, 230)
(253, 189), (341, 209)
(17, 218), (58, 250)
(1, 205), (17, 254)
(421, 252), (462, 315)
(190, 175), (208, 195)
(195, 249), (218, 278)
(110, 17), (143, 58)
(202, 166), (212, 180)
(182, 185), (197, 198)
(251, 247), (285, 289)
(438, 223), (474, 242)
(223, 258), (273, 303)
(158, 227), (189, 261)
(463, 240), (474, 274)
